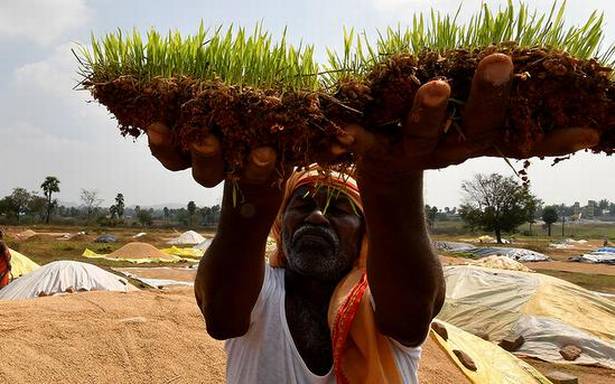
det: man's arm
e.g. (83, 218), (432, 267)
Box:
(342, 54), (516, 347)
(144, 124), (283, 340)
(194, 181), (282, 340)
(358, 172), (444, 347)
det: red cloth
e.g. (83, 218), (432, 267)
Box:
(0, 247), (11, 288)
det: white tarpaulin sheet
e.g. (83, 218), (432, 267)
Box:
(434, 241), (549, 262)
(133, 278), (193, 288)
(433, 241), (475, 252)
(193, 238), (213, 250)
(514, 315), (615, 368)
(570, 247), (615, 264)
(0, 261), (138, 300)
(465, 247), (549, 262)
(167, 230), (206, 245)
(438, 266), (615, 369)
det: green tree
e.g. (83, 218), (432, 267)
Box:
(80, 189), (102, 219)
(28, 195), (48, 222)
(424, 205), (439, 228)
(459, 174), (537, 243)
(110, 193), (125, 220)
(136, 209), (153, 227)
(200, 204), (221, 226)
(115, 193), (125, 219)
(3, 188), (33, 223)
(187, 201), (197, 226)
(163, 207), (170, 222)
(542, 206), (559, 237)
(525, 195), (542, 236)
(40, 176), (60, 224)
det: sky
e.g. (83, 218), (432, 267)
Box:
(0, 0), (613, 209)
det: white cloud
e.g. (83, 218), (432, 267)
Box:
(11, 41), (112, 140)
(0, 0), (91, 45)
(372, 0), (419, 7)
(5, 44), (223, 208)
(370, 0), (447, 11)
(14, 43), (77, 97)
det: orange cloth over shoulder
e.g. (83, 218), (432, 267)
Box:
(0, 244), (11, 288)
(270, 166), (402, 384)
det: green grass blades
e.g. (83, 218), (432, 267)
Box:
(76, 1), (614, 91)
(324, 0), (615, 86)
(76, 21), (320, 92)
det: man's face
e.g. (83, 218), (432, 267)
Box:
(281, 184), (363, 282)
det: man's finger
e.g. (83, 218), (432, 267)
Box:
(190, 135), (225, 187)
(403, 80), (450, 155)
(462, 53), (514, 139)
(191, 135), (222, 157)
(341, 123), (380, 157)
(329, 131), (355, 157)
(532, 128), (600, 157)
(426, 139), (479, 169)
(244, 147), (277, 184)
(146, 123), (191, 171)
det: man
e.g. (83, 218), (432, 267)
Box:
(0, 230), (12, 289)
(146, 53), (598, 383)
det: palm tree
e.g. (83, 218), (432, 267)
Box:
(40, 176), (60, 224)
(187, 201), (197, 226)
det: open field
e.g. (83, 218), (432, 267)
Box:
(3, 225), (214, 268)
(0, 287), (490, 384)
(4, 223), (615, 292)
(2, 223), (615, 382)
(533, 269), (615, 294)
(432, 219), (615, 240)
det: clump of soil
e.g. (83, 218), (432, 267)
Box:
(177, 81), (343, 172)
(88, 76), (193, 137)
(85, 44), (614, 174)
(350, 44), (614, 158)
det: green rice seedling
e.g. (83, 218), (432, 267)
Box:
(324, 0), (614, 86)
(323, 0), (614, 157)
(76, 1), (614, 176)
(77, 21), (320, 92)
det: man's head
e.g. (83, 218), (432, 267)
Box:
(280, 184), (363, 282)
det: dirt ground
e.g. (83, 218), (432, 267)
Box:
(3, 225), (615, 382)
(115, 266), (198, 282)
(0, 288), (226, 384)
(526, 260), (615, 276)
(523, 357), (615, 384)
(0, 287), (472, 384)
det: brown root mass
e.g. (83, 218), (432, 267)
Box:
(354, 45), (615, 157)
(85, 45), (614, 174)
(178, 82), (342, 172)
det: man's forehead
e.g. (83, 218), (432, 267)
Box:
(290, 183), (353, 200)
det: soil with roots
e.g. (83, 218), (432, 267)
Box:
(85, 45), (614, 175)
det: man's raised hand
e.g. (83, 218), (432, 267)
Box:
(145, 123), (278, 187)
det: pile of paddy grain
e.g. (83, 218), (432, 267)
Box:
(108, 242), (177, 262)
